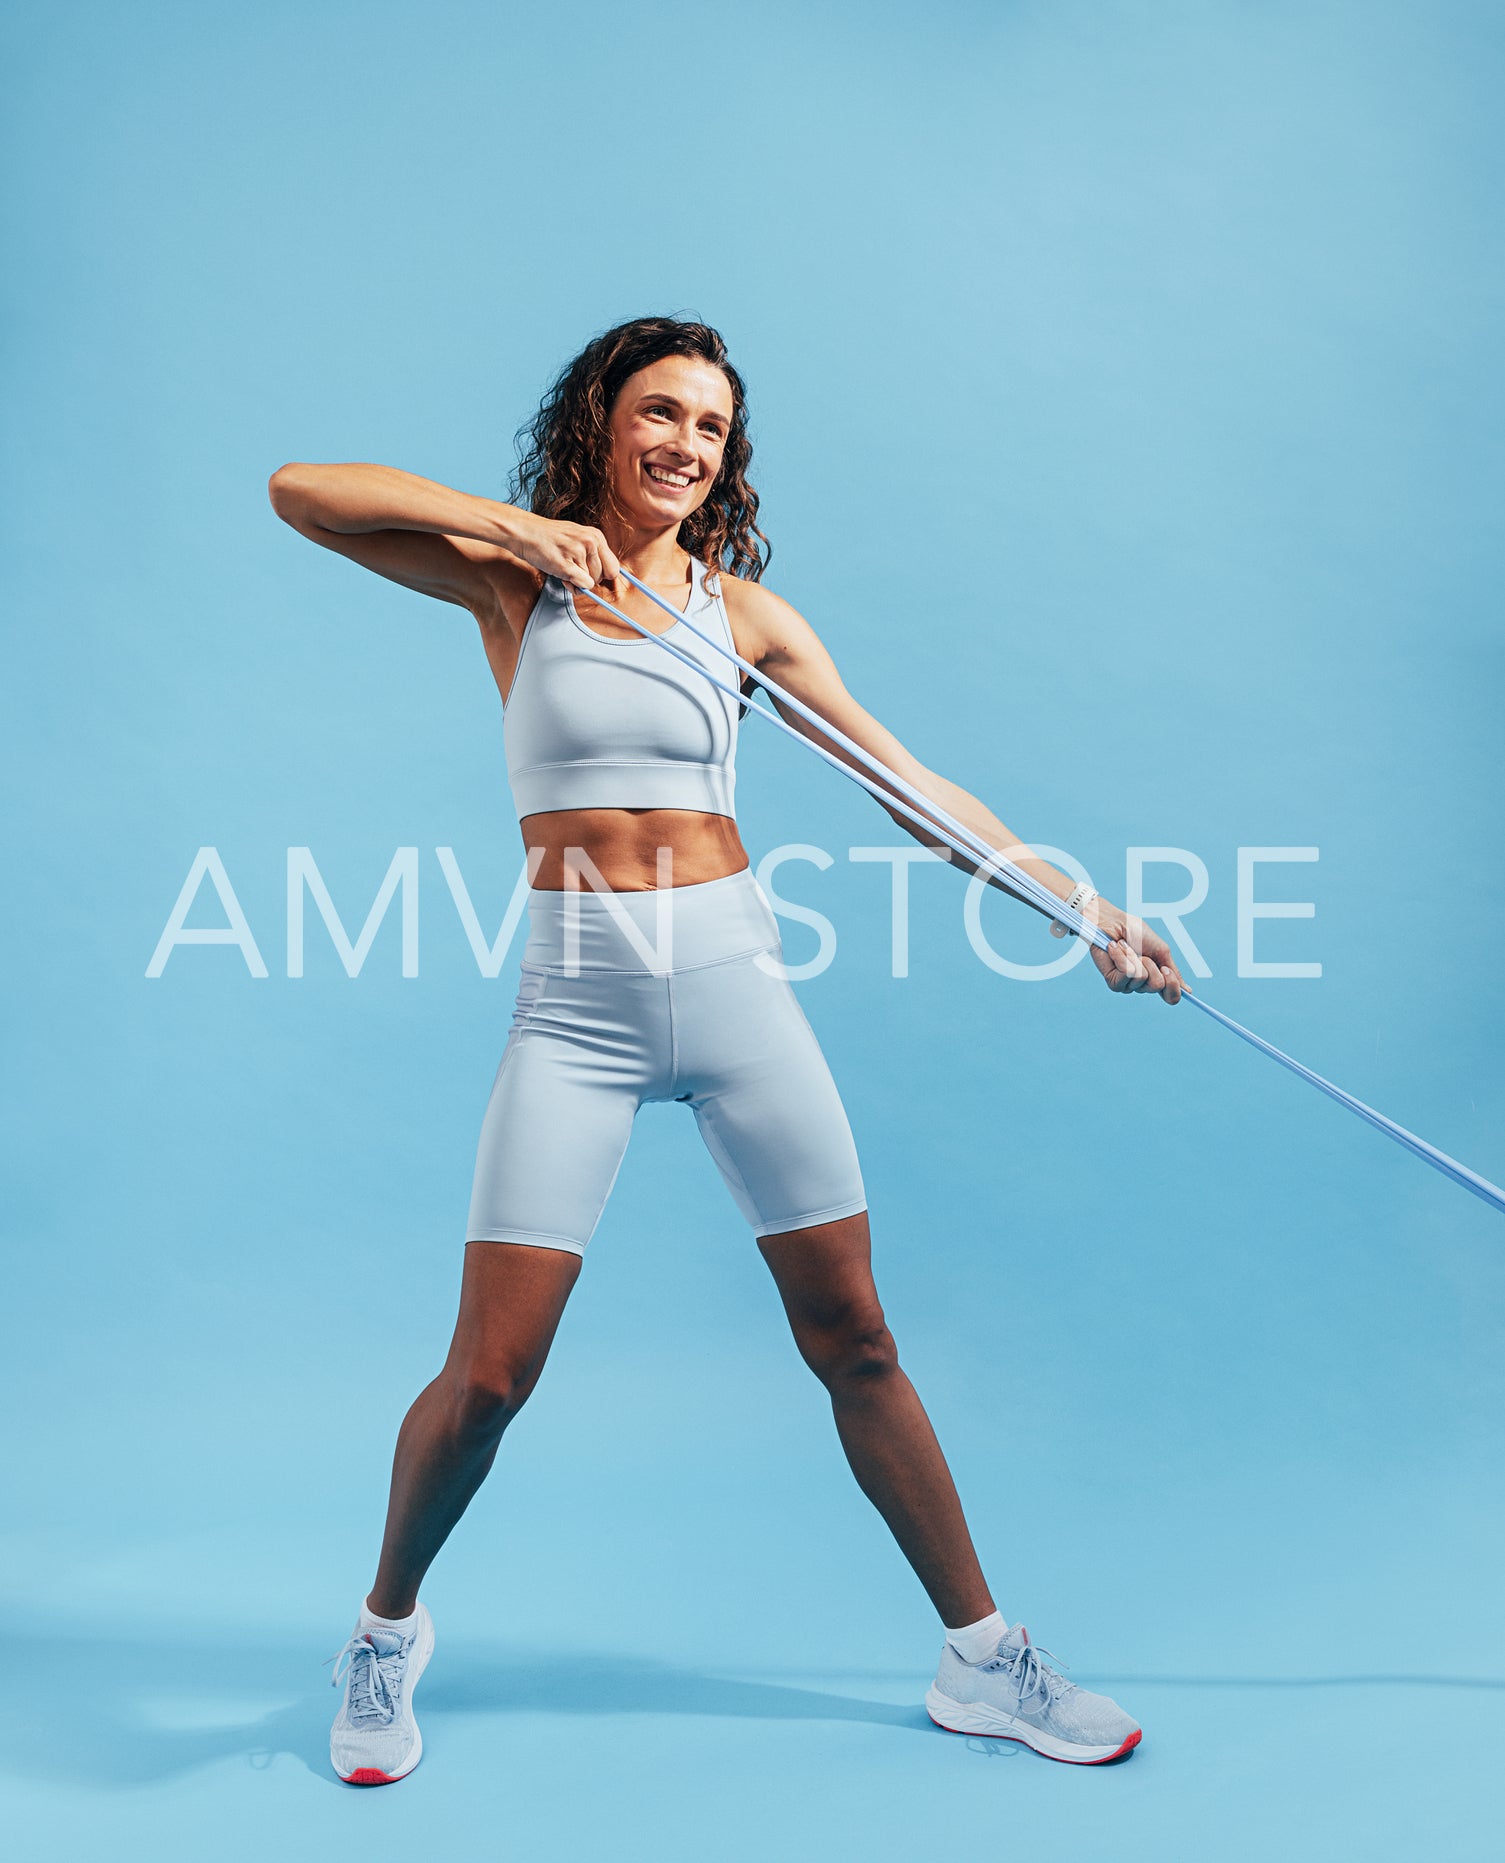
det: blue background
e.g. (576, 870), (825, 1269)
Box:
(4, 1), (1503, 1856)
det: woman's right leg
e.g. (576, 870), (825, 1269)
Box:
(366, 1240), (582, 1619)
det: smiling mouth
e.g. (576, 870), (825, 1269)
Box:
(644, 463), (694, 490)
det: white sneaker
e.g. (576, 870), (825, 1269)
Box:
(328, 1603), (435, 1785)
(926, 1623), (1141, 1764)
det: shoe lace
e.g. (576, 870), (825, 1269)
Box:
(326, 1630), (411, 1726)
(982, 1638), (1079, 1718)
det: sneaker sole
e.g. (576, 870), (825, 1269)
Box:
(334, 1605), (436, 1786)
(925, 1684), (1142, 1765)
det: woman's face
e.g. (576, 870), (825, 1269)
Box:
(606, 355), (734, 534)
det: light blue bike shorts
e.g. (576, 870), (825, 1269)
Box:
(465, 865), (869, 1256)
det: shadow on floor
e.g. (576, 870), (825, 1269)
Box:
(4, 1625), (927, 1792)
(8, 1621), (1500, 1793)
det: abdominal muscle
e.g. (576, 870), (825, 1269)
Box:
(520, 807), (752, 892)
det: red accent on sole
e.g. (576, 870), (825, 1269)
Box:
(343, 1767), (400, 1786)
(926, 1712), (1143, 1765)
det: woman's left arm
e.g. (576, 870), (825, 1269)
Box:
(728, 580), (1183, 1003)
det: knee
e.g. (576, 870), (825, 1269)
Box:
(798, 1309), (900, 1389)
(447, 1364), (532, 1440)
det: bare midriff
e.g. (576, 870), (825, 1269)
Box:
(520, 807), (751, 892)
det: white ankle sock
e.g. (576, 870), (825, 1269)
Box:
(360, 1598), (419, 1634)
(944, 1608), (1008, 1664)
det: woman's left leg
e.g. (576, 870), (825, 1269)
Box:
(757, 1210), (996, 1628)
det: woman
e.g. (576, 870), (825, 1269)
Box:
(268, 315), (1183, 1785)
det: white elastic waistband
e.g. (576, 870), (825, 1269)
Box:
(521, 865), (780, 974)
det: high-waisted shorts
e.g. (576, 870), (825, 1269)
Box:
(465, 865), (869, 1256)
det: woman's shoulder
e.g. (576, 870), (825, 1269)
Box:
(712, 564), (801, 623)
(710, 566), (791, 666)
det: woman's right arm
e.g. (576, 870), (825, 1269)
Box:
(266, 461), (621, 620)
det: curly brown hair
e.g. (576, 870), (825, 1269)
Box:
(510, 315), (772, 585)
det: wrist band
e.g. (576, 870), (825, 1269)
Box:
(1062, 883), (1097, 933)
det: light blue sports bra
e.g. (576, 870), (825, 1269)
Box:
(502, 554), (740, 820)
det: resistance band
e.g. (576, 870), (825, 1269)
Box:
(567, 567), (1503, 1218)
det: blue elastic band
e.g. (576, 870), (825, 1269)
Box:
(563, 567), (1503, 1218)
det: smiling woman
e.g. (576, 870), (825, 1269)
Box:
(268, 312), (1174, 1789)
(511, 316), (771, 590)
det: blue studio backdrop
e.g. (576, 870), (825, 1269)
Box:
(4, 2), (1503, 1858)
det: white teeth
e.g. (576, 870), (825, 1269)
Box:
(646, 465), (691, 488)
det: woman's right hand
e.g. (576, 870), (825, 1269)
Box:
(499, 510), (622, 593)
(1051, 898), (1185, 1003)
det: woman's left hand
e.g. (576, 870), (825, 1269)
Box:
(1051, 900), (1185, 1003)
